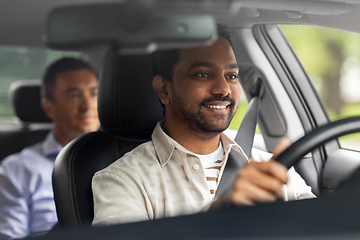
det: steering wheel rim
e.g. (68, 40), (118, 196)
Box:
(275, 116), (360, 169)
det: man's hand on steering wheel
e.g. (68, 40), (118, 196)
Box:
(211, 138), (292, 209)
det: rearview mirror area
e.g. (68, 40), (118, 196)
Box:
(45, 2), (218, 53)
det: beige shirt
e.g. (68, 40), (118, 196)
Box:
(92, 121), (315, 227)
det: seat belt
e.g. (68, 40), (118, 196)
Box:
(214, 76), (263, 199)
(234, 77), (263, 158)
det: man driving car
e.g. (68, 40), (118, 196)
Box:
(0, 58), (100, 239)
(92, 24), (315, 226)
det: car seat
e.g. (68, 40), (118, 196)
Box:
(0, 80), (52, 161)
(52, 51), (163, 230)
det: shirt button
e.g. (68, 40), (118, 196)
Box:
(193, 164), (199, 171)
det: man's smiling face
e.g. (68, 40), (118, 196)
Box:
(166, 36), (241, 136)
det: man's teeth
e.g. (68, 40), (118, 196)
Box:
(207, 105), (227, 109)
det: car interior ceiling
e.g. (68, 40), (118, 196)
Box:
(3, 0), (360, 47)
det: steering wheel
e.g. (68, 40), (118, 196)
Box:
(275, 116), (360, 169)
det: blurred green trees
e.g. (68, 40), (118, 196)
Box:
(281, 25), (360, 118)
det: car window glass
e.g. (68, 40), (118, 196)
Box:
(0, 46), (86, 117)
(228, 85), (248, 130)
(281, 25), (360, 151)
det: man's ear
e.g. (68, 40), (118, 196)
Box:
(152, 75), (170, 105)
(41, 98), (55, 121)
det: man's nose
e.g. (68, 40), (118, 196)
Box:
(79, 93), (92, 111)
(210, 75), (231, 96)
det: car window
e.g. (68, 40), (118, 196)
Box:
(281, 25), (360, 151)
(0, 46), (86, 117)
(228, 86), (247, 130)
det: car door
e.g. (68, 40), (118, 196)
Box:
(230, 23), (360, 196)
(273, 24), (360, 193)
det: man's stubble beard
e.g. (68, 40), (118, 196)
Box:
(170, 89), (237, 139)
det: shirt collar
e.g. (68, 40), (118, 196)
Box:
(152, 121), (176, 167)
(41, 131), (62, 158)
(151, 121), (248, 167)
(220, 131), (248, 160)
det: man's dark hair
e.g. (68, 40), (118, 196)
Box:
(41, 57), (97, 100)
(152, 23), (234, 81)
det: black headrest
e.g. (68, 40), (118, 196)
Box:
(10, 80), (51, 123)
(98, 50), (163, 138)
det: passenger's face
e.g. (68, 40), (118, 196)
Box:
(45, 69), (100, 138)
(166, 37), (241, 135)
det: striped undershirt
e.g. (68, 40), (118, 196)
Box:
(193, 143), (225, 200)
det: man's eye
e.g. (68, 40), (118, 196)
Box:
(196, 72), (209, 78)
(226, 74), (238, 80)
(70, 93), (80, 98)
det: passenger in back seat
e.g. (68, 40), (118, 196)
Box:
(0, 58), (100, 239)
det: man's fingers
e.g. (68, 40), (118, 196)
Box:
(246, 161), (288, 184)
(232, 177), (279, 205)
(227, 138), (293, 207)
(237, 162), (285, 197)
(229, 161), (289, 206)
